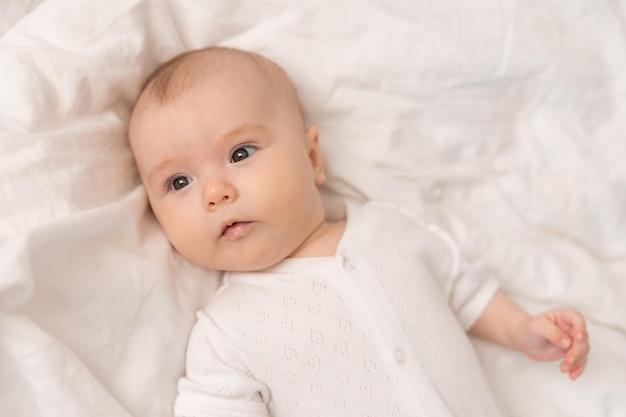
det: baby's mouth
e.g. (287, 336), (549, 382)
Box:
(221, 221), (252, 238)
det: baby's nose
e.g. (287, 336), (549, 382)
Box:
(203, 178), (238, 210)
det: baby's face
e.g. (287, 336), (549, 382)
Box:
(129, 70), (326, 271)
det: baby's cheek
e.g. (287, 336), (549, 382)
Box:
(163, 219), (201, 257)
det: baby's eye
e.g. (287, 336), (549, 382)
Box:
(231, 145), (257, 163)
(167, 175), (192, 191)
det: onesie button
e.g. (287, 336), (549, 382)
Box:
(345, 258), (356, 270)
(394, 348), (405, 364)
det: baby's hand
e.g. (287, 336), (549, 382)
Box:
(518, 309), (589, 380)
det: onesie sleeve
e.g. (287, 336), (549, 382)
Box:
(393, 204), (499, 330)
(173, 312), (270, 417)
(424, 223), (500, 330)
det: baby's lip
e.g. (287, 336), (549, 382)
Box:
(220, 220), (252, 239)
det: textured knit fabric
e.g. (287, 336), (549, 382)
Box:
(174, 202), (503, 417)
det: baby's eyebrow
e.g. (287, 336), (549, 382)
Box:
(204, 123), (270, 157)
(219, 123), (269, 143)
(147, 156), (185, 185)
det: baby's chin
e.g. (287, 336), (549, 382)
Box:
(193, 252), (288, 273)
(176, 235), (299, 272)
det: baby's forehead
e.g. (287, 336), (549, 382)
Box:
(143, 48), (285, 106)
(130, 47), (305, 137)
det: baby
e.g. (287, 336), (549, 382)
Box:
(128, 46), (589, 417)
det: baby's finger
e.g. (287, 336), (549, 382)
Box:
(529, 314), (571, 350)
(561, 349), (583, 372)
(570, 327), (589, 354)
(547, 323), (573, 350)
(568, 342), (590, 369)
(556, 310), (587, 337)
(568, 357), (588, 380)
(561, 334), (590, 378)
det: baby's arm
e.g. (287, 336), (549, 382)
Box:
(468, 290), (589, 380)
(174, 313), (271, 417)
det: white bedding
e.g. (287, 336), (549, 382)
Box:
(1, 0), (625, 416)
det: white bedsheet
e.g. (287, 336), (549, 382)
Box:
(1, 0), (625, 416)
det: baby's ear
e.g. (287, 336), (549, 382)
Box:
(305, 125), (326, 185)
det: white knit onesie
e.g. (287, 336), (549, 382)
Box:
(174, 202), (503, 417)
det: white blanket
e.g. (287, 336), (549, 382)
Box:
(1, 0), (625, 416)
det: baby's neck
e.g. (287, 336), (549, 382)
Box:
(288, 220), (347, 258)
